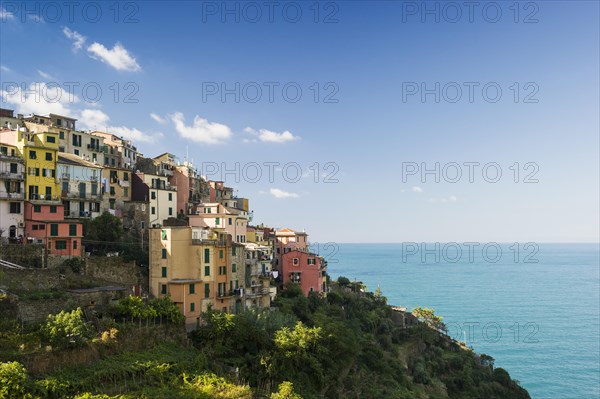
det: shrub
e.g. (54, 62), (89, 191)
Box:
(0, 361), (29, 399)
(42, 308), (92, 348)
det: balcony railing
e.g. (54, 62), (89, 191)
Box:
(87, 144), (101, 152)
(64, 192), (102, 200)
(28, 194), (60, 201)
(64, 210), (93, 218)
(0, 192), (24, 200)
(0, 171), (25, 180)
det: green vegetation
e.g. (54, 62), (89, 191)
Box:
(42, 308), (92, 348)
(0, 280), (530, 399)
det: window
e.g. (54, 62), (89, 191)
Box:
(9, 202), (21, 213)
(33, 205), (41, 212)
(73, 240), (78, 250)
(204, 284), (210, 298)
(45, 152), (52, 161)
(33, 225), (39, 231)
(204, 249), (210, 263)
(161, 267), (167, 277)
(140, 221), (145, 229)
(55, 240), (67, 250)
(232, 246), (236, 256)
(219, 266), (226, 275)
(151, 191), (156, 200)
(162, 248), (167, 259)
(204, 266), (210, 276)
(50, 206), (57, 213)
(46, 136), (56, 143)
(215, 217), (220, 225)
(189, 284), (195, 294)
(39, 224), (45, 230)
(59, 131), (65, 139)
(190, 303), (195, 312)
(9, 163), (17, 173)
(161, 284), (167, 295)
(168, 207), (173, 216)
(29, 150), (37, 159)
(50, 224), (58, 236)
(232, 263), (237, 273)
(123, 172), (129, 181)
(110, 186), (115, 195)
(219, 249), (223, 259)
(307, 258), (316, 265)
(168, 193), (172, 201)
(151, 207), (156, 215)
(74, 149), (79, 156)
(293, 258), (299, 266)
(69, 224), (77, 236)
(45, 186), (51, 197)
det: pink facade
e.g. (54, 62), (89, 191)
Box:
(24, 202), (83, 257)
(170, 167), (189, 216)
(282, 250), (325, 296)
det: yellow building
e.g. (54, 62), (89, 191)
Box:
(149, 226), (242, 329)
(0, 128), (60, 201)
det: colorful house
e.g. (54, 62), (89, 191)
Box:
(281, 250), (326, 296)
(0, 141), (25, 240)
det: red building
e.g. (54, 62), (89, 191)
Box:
(281, 250), (326, 296)
(24, 201), (83, 257)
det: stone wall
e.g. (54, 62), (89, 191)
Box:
(85, 256), (146, 290)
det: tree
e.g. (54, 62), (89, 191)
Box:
(274, 322), (322, 358)
(0, 361), (29, 399)
(42, 308), (92, 348)
(271, 381), (302, 399)
(412, 307), (447, 333)
(84, 212), (123, 254)
(337, 276), (351, 287)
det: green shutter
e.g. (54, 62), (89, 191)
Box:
(50, 224), (58, 236)
(204, 266), (210, 276)
(204, 248), (210, 263)
(161, 267), (167, 277)
(204, 284), (210, 298)
(162, 248), (167, 259)
(190, 283), (195, 294)
(69, 224), (77, 236)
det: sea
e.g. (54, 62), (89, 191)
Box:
(324, 243), (600, 399)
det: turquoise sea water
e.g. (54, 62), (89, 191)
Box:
(325, 243), (600, 399)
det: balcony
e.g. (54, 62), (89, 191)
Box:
(0, 171), (25, 180)
(65, 192), (102, 200)
(87, 144), (101, 152)
(0, 192), (24, 200)
(61, 173), (70, 180)
(64, 210), (93, 218)
(28, 194), (60, 202)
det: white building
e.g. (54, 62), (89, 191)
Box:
(0, 141), (25, 240)
(57, 153), (103, 219)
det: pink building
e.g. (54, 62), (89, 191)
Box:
(281, 250), (326, 296)
(24, 202), (83, 257)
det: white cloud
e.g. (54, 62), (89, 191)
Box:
(63, 27), (87, 52)
(412, 186), (423, 193)
(171, 112), (232, 144)
(109, 125), (160, 143)
(0, 7), (15, 20)
(78, 109), (110, 130)
(270, 188), (299, 199)
(449, 195), (457, 202)
(244, 127), (300, 143)
(150, 113), (166, 124)
(28, 14), (43, 22)
(37, 70), (55, 80)
(77, 109), (159, 143)
(0, 65), (10, 72)
(1, 82), (79, 116)
(87, 42), (141, 72)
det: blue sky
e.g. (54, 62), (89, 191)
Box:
(1, 1), (598, 243)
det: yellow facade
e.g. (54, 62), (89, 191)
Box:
(149, 227), (240, 329)
(19, 131), (60, 201)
